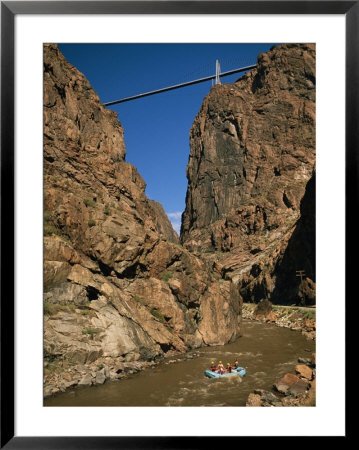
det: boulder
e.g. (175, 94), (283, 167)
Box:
(288, 378), (309, 397)
(295, 364), (313, 380)
(248, 389), (281, 406)
(258, 390), (280, 405)
(95, 369), (106, 385)
(274, 373), (300, 394)
(78, 373), (93, 386)
(246, 393), (262, 407)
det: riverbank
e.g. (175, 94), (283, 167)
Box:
(242, 301), (316, 340)
(243, 302), (316, 407)
(44, 358), (151, 398)
(44, 319), (314, 405)
(44, 300), (315, 400)
(44, 352), (200, 398)
(246, 353), (316, 406)
(44, 301), (315, 398)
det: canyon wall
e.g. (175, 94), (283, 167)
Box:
(181, 44), (316, 305)
(43, 42), (316, 378)
(43, 44), (242, 368)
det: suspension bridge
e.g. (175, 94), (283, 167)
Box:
(103, 60), (256, 107)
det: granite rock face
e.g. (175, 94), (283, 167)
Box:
(148, 200), (180, 244)
(43, 44), (242, 369)
(181, 44), (316, 305)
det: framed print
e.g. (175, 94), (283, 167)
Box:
(1, 0), (355, 446)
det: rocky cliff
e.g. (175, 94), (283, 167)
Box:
(181, 44), (316, 305)
(43, 44), (242, 372)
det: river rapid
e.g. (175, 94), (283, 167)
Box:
(44, 319), (315, 407)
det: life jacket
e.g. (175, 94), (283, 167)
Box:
(210, 365), (216, 371)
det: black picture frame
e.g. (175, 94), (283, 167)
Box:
(1, 1), (355, 447)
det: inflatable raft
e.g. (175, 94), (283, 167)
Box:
(205, 367), (246, 379)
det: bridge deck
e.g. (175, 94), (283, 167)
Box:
(103, 64), (257, 106)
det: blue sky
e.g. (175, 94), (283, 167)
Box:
(58, 43), (276, 233)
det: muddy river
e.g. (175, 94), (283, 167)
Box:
(45, 319), (315, 407)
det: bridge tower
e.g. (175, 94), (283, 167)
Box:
(215, 59), (221, 85)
